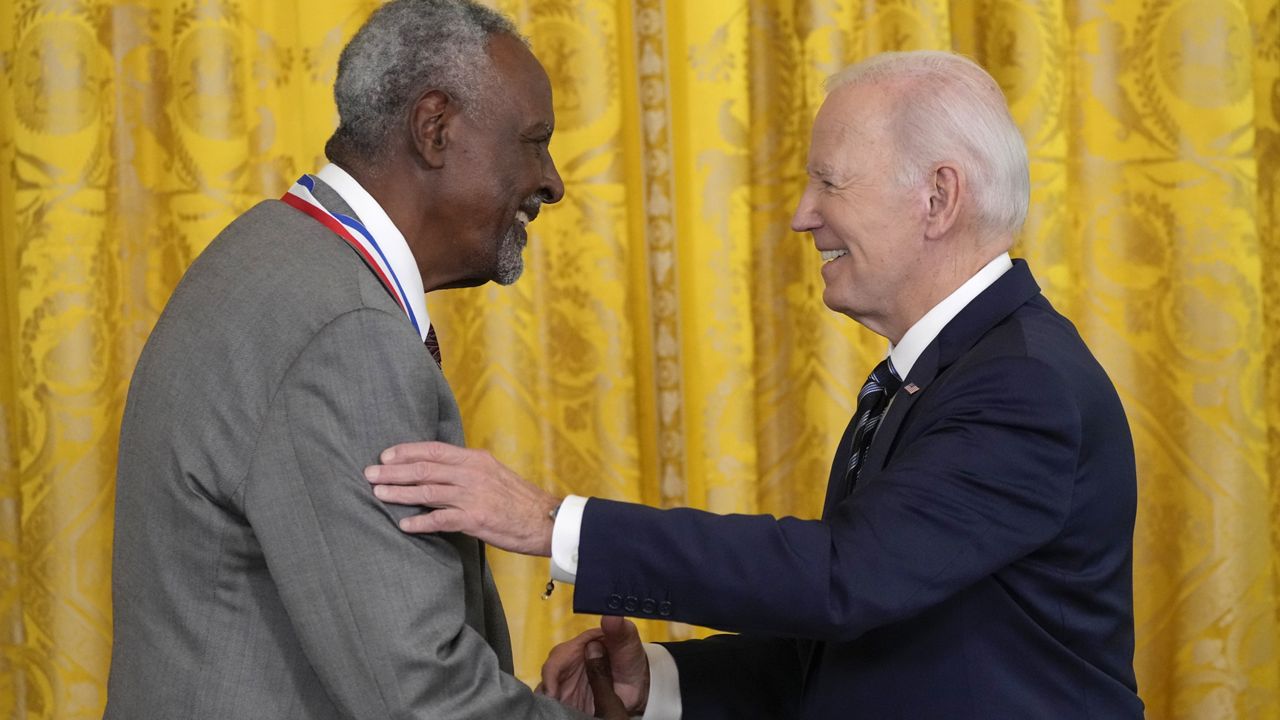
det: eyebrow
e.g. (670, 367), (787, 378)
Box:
(524, 121), (554, 138)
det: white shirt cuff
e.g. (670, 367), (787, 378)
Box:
(550, 495), (588, 584)
(640, 642), (682, 720)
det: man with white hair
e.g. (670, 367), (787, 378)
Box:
(367, 50), (1144, 718)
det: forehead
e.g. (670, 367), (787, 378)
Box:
(808, 83), (894, 163)
(485, 33), (554, 122)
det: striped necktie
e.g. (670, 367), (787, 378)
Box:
(846, 356), (902, 479)
(424, 324), (442, 367)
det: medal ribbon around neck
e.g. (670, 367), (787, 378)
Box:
(281, 174), (422, 337)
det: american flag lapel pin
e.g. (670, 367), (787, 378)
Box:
(903, 383), (920, 395)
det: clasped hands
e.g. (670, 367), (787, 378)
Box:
(537, 616), (651, 718)
(365, 442), (652, 718)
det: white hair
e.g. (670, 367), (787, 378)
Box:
(827, 51), (1030, 237)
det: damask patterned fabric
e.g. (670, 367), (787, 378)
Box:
(1, 1), (1277, 718)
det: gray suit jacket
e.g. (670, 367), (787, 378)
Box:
(106, 179), (584, 719)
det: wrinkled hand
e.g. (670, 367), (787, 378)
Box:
(365, 441), (560, 556)
(540, 616), (650, 716)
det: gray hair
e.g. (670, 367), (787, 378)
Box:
(827, 51), (1030, 238)
(326, 0), (519, 164)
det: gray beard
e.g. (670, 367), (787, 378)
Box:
(493, 224), (526, 285)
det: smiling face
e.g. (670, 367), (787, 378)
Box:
(435, 33), (564, 287)
(790, 81), (932, 341)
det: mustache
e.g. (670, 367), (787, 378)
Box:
(519, 196), (543, 221)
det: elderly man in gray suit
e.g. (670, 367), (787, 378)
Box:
(104, 1), (609, 717)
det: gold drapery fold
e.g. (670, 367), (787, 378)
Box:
(1, 1), (1276, 717)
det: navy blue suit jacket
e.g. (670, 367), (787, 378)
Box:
(574, 261), (1143, 718)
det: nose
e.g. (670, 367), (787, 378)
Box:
(538, 154), (565, 205)
(791, 187), (820, 233)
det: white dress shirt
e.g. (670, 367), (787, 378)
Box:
(315, 163), (430, 342)
(549, 253), (1014, 719)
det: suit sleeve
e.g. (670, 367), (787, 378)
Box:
(658, 635), (804, 719)
(241, 307), (584, 720)
(574, 355), (1080, 642)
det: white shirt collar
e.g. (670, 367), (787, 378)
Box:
(888, 253), (1014, 380)
(316, 163), (430, 342)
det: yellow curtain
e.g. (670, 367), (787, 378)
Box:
(1, 0), (1276, 717)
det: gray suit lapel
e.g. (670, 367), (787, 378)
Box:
(306, 176), (360, 220)
(295, 176), (421, 335)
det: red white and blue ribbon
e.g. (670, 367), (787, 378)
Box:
(281, 174), (422, 337)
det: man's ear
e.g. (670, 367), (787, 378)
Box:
(924, 163), (963, 240)
(410, 90), (452, 169)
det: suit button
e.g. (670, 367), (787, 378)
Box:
(641, 598), (657, 614)
(606, 594), (622, 610)
(624, 595), (638, 612)
(658, 601), (672, 617)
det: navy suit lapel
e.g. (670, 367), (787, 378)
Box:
(854, 260), (1043, 484)
(862, 342), (938, 477)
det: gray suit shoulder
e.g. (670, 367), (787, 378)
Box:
(151, 198), (416, 395)
(181, 199), (404, 324)
(121, 199), (419, 504)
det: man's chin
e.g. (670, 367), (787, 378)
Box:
(821, 288), (855, 317)
(493, 260), (524, 286)
(493, 235), (526, 285)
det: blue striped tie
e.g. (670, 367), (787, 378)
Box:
(846, 356), (902, 479)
